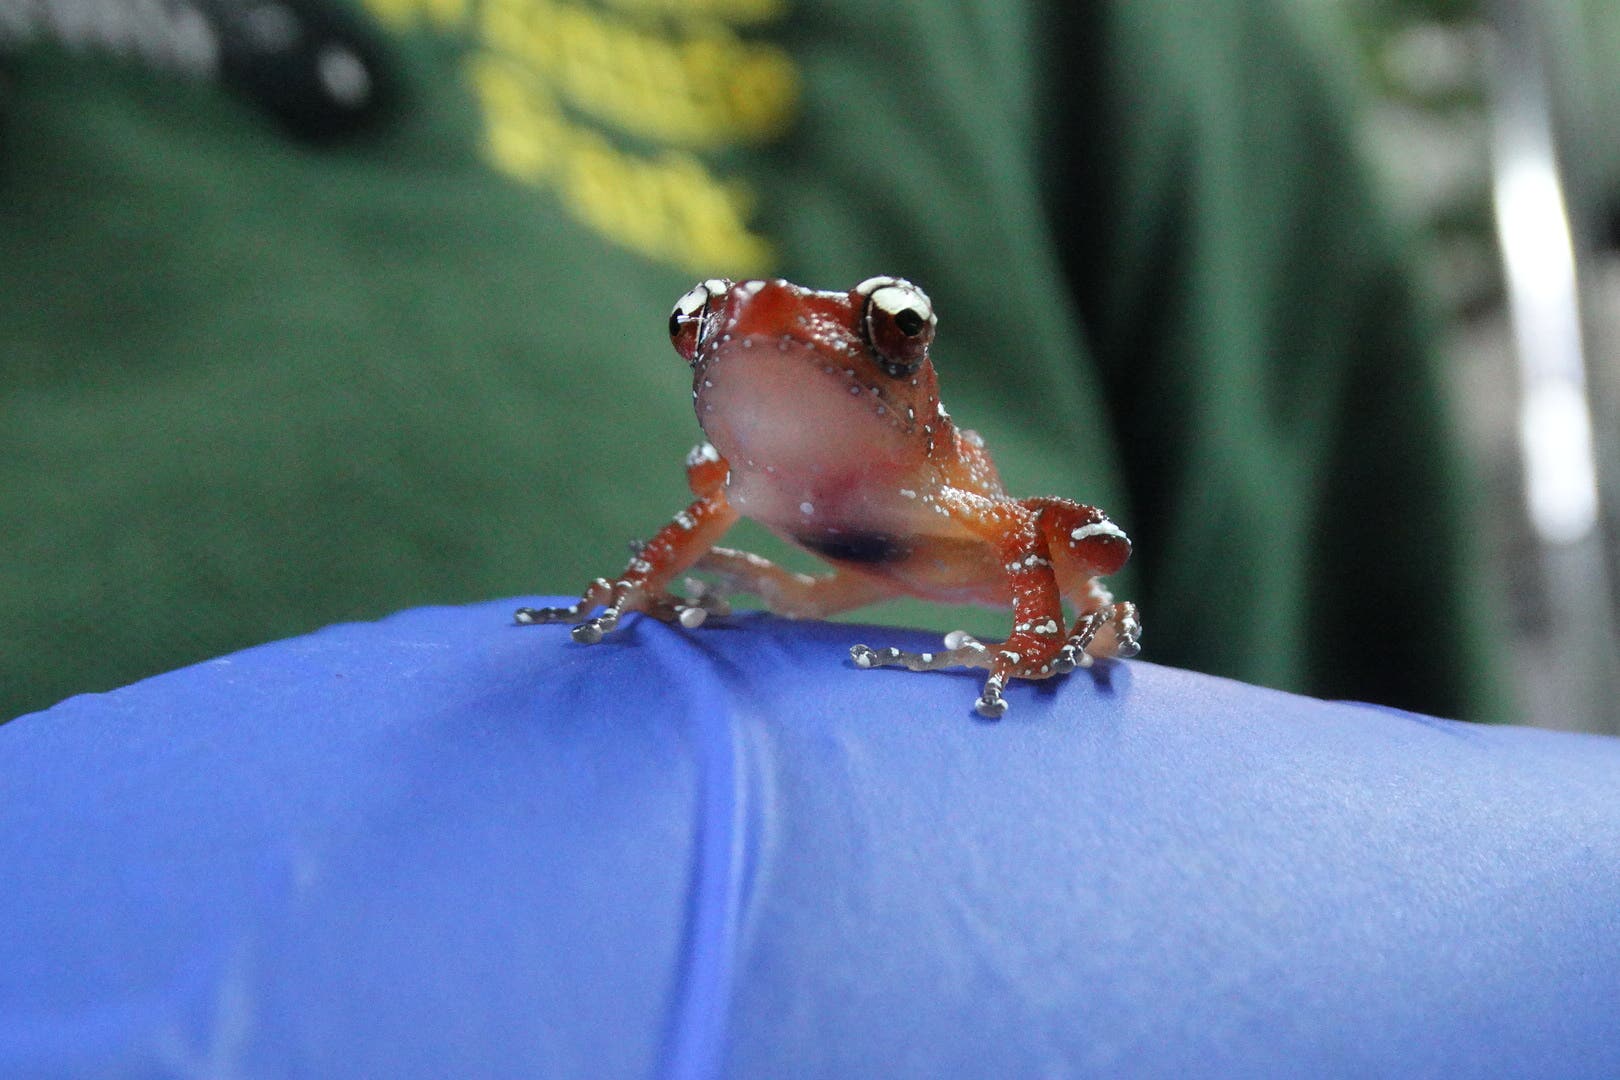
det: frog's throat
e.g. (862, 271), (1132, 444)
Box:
(691, 331), (928, 443)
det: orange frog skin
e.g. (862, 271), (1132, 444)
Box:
(517, 276), (1141, 718)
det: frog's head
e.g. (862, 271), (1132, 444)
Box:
(668, 277), (943, 483)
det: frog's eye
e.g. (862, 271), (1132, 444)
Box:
(856, 277), (936, 376)
(669, 279), (727, 363)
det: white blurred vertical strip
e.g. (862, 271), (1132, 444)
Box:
(1488, 0), (1619, 733)
(1490, 10), (1598, 544)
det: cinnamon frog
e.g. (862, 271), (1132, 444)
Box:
(517, 276), (1140, 718)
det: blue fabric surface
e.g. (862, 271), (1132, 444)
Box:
(4, 600), (1619, 1078)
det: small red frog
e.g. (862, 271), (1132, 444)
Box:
(518, 277), (1140, 718)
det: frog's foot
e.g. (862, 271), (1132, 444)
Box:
(1052, 602), (1142, 671)
(851, 631), (1022, 719)
(514, 577), (728, 643)
(850, 630), (991, 674)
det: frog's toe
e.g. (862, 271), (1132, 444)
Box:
(516, 578), (654, 644)
(1109, 603), (1143, 657)
(566, 605), (623, 644)
(849, 640), (1014, 719)
(850, 644), (896, 668)
(515, 579), (614, 627)
(850, 643), (954, 672)
(974, 674), (1009, 720)
(849, 633), (994, 674)
(1061, 602), (1142, 662)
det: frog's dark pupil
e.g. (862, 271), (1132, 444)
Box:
(669, 311), (683, 338)
(894, 308), (925, 336)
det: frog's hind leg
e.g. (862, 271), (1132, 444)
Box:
(694, 546), (897, 618)
(1025, 496), (1141, 669)
(853, 506), (1073, 719)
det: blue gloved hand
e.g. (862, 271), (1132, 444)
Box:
(4, 600), (1619, 1077)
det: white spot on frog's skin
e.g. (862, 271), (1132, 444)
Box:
(899, 488), (917, 499)
(686, 442), (720, 467)
(999, 651), (1022, 665)
(741, 279), (767, 296)
(799, 501), (814, 516)
(1070, 520), (1128, 544)
(702, 277), (728, 296)
(674, 511), (697, 530)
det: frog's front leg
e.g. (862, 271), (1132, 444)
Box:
(852, 503), (1072, 719)
(515, 444), (738, 642)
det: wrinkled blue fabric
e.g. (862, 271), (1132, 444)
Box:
(4, 600), (1619, 1078)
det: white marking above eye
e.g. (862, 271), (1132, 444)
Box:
(673, 284), (709, 317)
(1070, 520), (1128, 544)
(867, 282), (934, 325)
